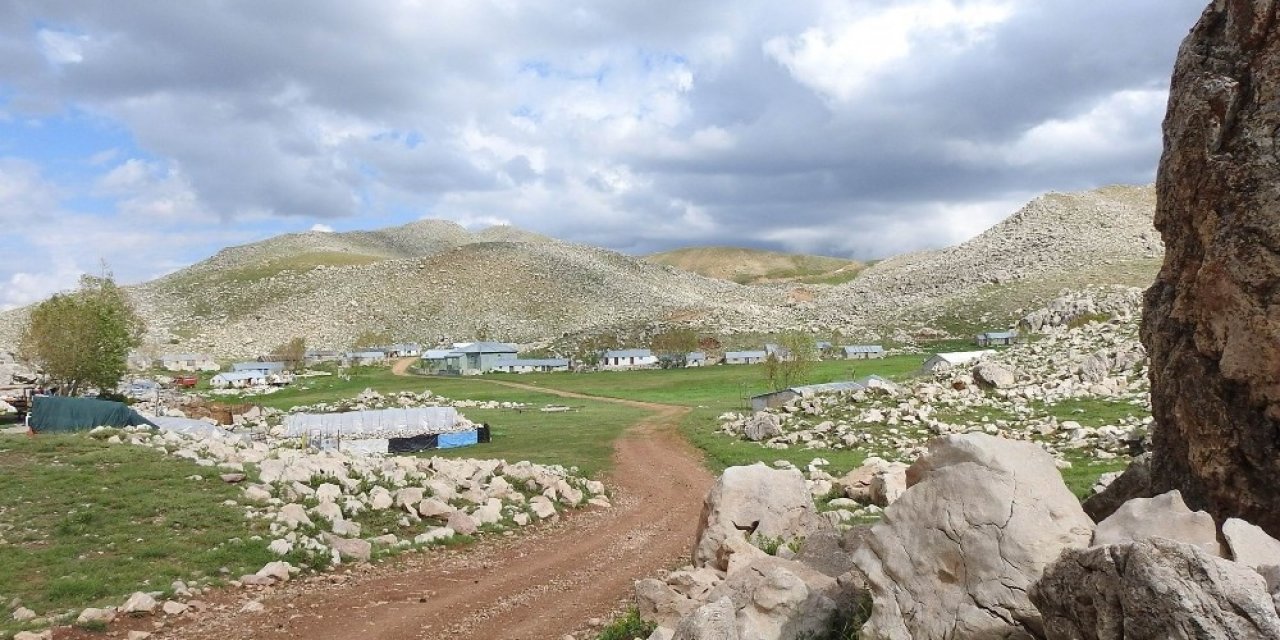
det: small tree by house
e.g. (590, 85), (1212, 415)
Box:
(272, 337), (307, 371)
(762, 331), (818, 391)
(19, 274), (146, 396)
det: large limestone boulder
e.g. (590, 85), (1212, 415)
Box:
(836, 457), (889, 503)
(853, 434), (1094, 640)
(692, 464), (827, 572)
(671, 597), (739, 640)
(1223, 518), (1280, 572)
(1082, 453), (1153, 522)
(1093, 490), (1223, 556)
(973, 361), (1017, 388)
(1143, 0), (1280, 536)
(1031, 538), (1280, 640)
(694, 556), (849, 640)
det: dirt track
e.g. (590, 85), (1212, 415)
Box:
(162, 363), (712, 640)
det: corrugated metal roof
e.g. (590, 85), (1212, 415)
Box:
(687, 352), (707, 360)
(604, 349), (653, 358)
(212, 371), (265, 382)
(162, 353), (211, 361)
(490, 358), (570, 367)
(980, 331), (1018, 339)
(421, 349), (457, 360)
(454, 342), (518, 354)
(788, 381), (868, 396)
(842, 345), (884, 353)
(725, 350), (767, 359)
(932, 350), (995, 364)
(232, 361), (284, 372)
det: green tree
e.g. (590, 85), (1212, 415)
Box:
(352, 330), (392, 349)
(19, 274), (145, 396)
(649, 327), (699, 357)
(763, 331), (818, 391)
(272, 337), (307, 371)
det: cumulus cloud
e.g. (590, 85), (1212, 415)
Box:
(309, 223), (334, 233)
(0, 0), (1208, 304)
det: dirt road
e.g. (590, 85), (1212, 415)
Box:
(164, 365), (712, 640)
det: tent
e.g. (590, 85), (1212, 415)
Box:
(28, 395), (155, 433)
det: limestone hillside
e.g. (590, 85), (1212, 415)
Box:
(646, 246), (864, 285)
(0, 184), (1162, 357)
(812, 184), (1164, 337)
(58, 225), (797, 357)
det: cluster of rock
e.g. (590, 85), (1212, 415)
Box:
(722, 295), (1150, 465)
(1018, 286), (1145, 333)
(638, 433), (1280, 640)
(288, 387), (528, 414)
(10, 580), (249, 640)
(96, 424), (608, 568)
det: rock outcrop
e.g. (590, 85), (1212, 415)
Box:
(852, 434), (1094, 639)
(1092, 490), (1223, 557)
(1144, 0), (1280, 535)
(692, 464), (827, 572)
(1031, 538), (1280, 640)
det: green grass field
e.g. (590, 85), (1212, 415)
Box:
(0, 435), (304, 635)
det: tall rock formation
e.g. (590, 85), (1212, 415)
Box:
(1144, 0), (1280, 535)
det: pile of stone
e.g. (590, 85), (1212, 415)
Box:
(637, 433), (1280, 640)
(288, 388), (528, 414)
(721, 295), (1150, 465)
(99, 425), (609, 568)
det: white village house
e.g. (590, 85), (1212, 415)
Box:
(724, 350), (767, 365)
(487, 358), (572, 374)
(159, 353), (220, 372)
(921, 350), (996, 374)
(600, 349), (658, 370)
(841, 345), (885, 360)
(210, 370), (267, 389)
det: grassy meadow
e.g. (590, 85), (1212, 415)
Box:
(0, 435), (309, 636)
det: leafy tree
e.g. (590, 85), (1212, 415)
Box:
(352, 330), (392, 349)
(650, 327), (699, 357)
(272, 337), (307, 371)
(763, 331), (818, 391)
(574, 334), (621, 367)
(19, 274), (145, 396)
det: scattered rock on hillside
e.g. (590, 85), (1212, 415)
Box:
(1031, 538), (1280, 640)
(853, 434), (1094, 640)
(1143, 0), (1280, 536)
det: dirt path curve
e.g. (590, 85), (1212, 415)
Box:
(164, 364), (713, 640)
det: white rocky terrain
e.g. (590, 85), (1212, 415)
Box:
(0, 185), (1160, 358)
(635, 436), (1280, 640)
(723, 287), (1151, 466)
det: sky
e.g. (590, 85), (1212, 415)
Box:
(0, 0), (1208, 310)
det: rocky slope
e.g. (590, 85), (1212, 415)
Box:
(646, 247), (863, 285)
(0, 184), (1162, 358)
(815, 184), (1163, 336)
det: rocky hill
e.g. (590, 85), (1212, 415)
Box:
(811, 184), (1163, 337)
(0, 184), (1162, 358)
(646, 247), (863, 285)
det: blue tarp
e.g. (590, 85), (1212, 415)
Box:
(437, 430), (479, 449)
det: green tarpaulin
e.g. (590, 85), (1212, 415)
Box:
(28, 395), (155, 433)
